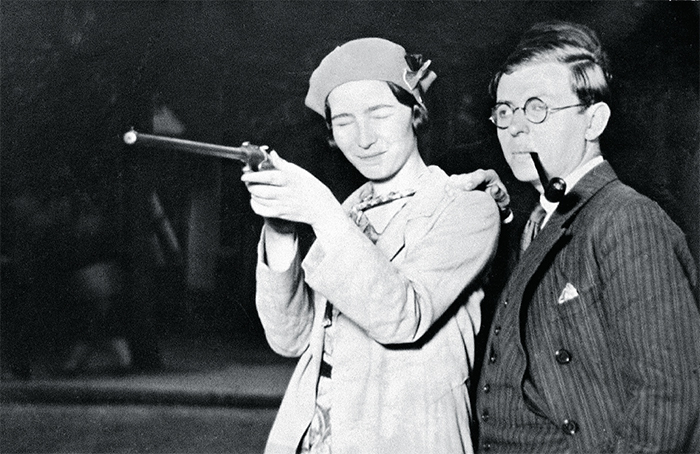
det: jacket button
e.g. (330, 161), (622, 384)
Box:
(562, 419), (578, 435)
(493, 325), (501, 335)
(503, 299), (508, 306)
(483, 383), (491, 393)
(483, 442), (491, 451)
(555, 349), (572, 364)
(489, 350), (497, 363)
(481, 410), (490, 422)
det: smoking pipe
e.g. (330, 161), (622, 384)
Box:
(529, 152), (566, 203)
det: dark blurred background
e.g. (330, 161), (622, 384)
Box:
(1, 1), (698, 379)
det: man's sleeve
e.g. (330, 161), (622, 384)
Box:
(597, 200), (700, 452)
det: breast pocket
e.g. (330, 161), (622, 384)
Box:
(545, 273), (599, 323)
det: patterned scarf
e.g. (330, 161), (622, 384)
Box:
(348, 187), (417, 243)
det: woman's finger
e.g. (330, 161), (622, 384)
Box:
(246, 185), (283, 200)
(241, 168), (286, 186)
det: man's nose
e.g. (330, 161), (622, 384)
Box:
(356, 120), (377, 149)
(507, 108), (529, 136)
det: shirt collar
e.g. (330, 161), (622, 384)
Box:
(540, 155), (605, 225)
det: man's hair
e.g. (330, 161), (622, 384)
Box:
(324, 81), (430, 149)
(490, 21), (612, 107)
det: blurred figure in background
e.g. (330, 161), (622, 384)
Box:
(1, 185), (130, 377)
(1, 164), (134, 378)
(61, 198), (132, 374)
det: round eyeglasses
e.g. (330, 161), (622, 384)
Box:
(490, 97), (585, 129)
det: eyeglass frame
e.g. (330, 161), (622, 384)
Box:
(489, 97), (586, 129)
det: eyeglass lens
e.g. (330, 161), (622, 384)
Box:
(492, 97), (549, 128)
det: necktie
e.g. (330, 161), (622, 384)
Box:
(520, 203), (547, 254)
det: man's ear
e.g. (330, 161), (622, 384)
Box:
(585, 102), (611, 141)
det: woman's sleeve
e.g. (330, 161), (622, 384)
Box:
(254, 226), (315, 357)
(302, 188), (500, 345)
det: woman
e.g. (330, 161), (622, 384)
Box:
(242, 37), (499, 454)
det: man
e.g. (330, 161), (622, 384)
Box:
(474, 21), (700, 453)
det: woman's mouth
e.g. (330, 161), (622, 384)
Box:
(358, 150), (386, 160)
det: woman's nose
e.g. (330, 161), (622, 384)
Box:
(356, 120), (377, 149)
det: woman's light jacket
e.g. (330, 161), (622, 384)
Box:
(256, 166), (500, 454)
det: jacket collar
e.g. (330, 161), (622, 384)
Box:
(508, 161), (619, 299)
(342, 166), (448, 259)
(342, 166), (447, 221)
(501, 161), (619, 377)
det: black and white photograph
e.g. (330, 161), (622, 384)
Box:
(2, 2), (699, 453)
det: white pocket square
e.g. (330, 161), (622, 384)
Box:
(558, 283), (579, 304)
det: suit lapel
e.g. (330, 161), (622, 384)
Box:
(500, 162), (620, 383)
(506, 162), (620, 323)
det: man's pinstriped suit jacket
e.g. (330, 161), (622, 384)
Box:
(476, 161), (700, 453)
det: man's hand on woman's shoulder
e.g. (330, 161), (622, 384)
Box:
(450, 169), (513, 224)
